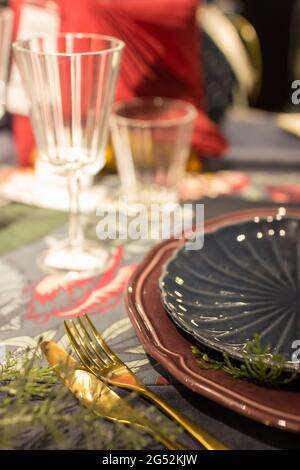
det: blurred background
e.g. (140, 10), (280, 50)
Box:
(208, 0), (300, 113)
(1, 0), (300, 202)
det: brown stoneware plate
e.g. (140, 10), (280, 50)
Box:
(125, 208), (300, 433)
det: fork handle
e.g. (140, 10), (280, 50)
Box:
(140, 388), (229, 450)
(155, 434), (187, 451)
(135, 417), (187, 450)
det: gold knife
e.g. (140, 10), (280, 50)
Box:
(40, 341), (187, 450)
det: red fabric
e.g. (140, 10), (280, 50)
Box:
(11, 0), (227, 166)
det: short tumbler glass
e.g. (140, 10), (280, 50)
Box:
(110, 97), (197, 210)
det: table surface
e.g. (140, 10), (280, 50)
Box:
(1, 110), (300, 450)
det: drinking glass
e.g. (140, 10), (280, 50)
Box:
(0, 7), (13, 119)
(110, 97), (197, 210)
(13, 33), (124, 273)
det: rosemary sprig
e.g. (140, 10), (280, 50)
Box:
(0, 347), (179, 450)
(0, 350), (57, 399)
(192, 335), (299, 386)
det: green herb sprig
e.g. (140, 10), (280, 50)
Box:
(192, 335), (299, 386)
(0, 346), (179, 450)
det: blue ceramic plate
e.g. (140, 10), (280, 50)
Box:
(160, 215), (300, 371)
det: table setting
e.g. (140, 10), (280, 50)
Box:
(1, 0), (300, 456)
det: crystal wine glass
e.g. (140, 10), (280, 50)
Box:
(13, 33), (124, 273)
(0, 7), (13, 119)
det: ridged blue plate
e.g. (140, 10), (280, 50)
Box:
(160, 215), (300, 371)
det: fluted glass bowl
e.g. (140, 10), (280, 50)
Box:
(160, 215), (300, 371)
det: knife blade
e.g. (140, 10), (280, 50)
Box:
(40, 340), (140, 420)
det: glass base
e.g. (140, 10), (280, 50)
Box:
(40, 240), (109, 275)
(103, 186), (180, 219)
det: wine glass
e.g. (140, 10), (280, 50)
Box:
(0, 7), (13, 119)
(13, 33), (124, 273)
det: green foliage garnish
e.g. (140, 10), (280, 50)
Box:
(192, 334), (299, 386)
(0, 346), (178, 450)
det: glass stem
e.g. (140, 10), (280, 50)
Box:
(68, 171), (84, 248)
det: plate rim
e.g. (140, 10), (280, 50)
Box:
(125, 207), (300, 434)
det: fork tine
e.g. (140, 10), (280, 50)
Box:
(64, 320), (94, 374)
(83, 314), (118, 362)
(76, 316), (110, 367)
(69, 319), (108, 371)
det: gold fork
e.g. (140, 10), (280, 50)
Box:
(64, 314), (229, 450)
